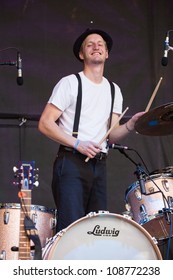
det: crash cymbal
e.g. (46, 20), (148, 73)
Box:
(135, 102), (173, 136)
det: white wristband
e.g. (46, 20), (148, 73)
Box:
(74, 139), (80, 149)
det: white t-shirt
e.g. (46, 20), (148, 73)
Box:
(48, 71), (123, 152)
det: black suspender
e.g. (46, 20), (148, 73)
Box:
(72, 73), (115, 138)
(72, 73), (82, 138)
(108, 80), (115, 130)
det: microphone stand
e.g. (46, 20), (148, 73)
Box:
(118, 149), (146, 195)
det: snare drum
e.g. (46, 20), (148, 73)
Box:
(125, 171), (173, 240)
(0, 203), (57, 260)
(42, 211), (162, 260)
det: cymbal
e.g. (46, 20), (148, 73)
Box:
(135, 102), (173, 136)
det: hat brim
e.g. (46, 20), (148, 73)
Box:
(73, 29), (113, 62)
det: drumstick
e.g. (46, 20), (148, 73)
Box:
(145, 77), (163, 112)
(85, 107), (129, 162)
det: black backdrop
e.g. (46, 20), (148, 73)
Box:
(0, 0), (173, 258)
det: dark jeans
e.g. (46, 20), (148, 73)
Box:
(51, 149), (107, 232)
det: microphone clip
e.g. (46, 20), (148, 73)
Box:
(135, 164), (146, 195)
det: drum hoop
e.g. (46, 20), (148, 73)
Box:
(125, 172), (173, 199)
(146, 173), (173, 180)
(0, 203), (56, 214)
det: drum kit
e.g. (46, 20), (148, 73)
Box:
(125, 102), (173, 259)
(0, 102), (173, 260)
(42, 102), (173, 260)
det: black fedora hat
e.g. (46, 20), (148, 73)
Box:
(73, 28), (113, 62)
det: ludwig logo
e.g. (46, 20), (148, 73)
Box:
(87, 225), (119, 237)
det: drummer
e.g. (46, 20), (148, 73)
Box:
(38, 28), (144, 232)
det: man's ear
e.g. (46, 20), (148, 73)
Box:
(79, 51), (84, 61)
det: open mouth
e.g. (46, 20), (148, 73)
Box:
(92, 52), (101, 55)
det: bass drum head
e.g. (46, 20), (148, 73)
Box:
(43, 212), (162, 260)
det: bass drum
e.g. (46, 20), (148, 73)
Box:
(0, 203), (57, 260)
(42, 211), (162, 260)
(125, 169), (173, 240)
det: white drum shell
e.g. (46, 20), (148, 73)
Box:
(43, 212), (162, 260)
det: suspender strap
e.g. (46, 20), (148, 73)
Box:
(72, 73), (82, 138)
(108, 80), (115, 129)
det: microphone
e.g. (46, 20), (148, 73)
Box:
(16, 51), (23, 85)
(138, 175), (146, 194)
(161, 32), (169, 66)
(109, 143), (129, 150)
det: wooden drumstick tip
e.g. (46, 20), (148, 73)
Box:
(145, 77), (163, 112)
(85, 157), (90, 163)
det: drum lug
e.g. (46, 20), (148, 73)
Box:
(50, 209), (57, 230)
(50, 217), (57, 230)
(134, 188), (142, 200)
(87, 210), (109, 218)
(162, 179), (169, 192)
(139, 204), (149, 224)
(98, 210), (109, 214)
(122, 211), (133, 220)
(87, 211), (97, 217)
(168, 196), (173, 208)
(32, 212), (38, 225)
(125, 203), (131, 212)
(3, 211), (10, 224)
(151, 236), (158, 245)
(57, 229), (66, 237)
(0, 250), (6, 260)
